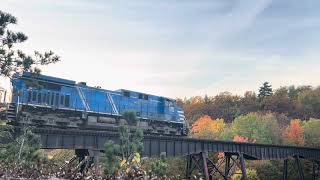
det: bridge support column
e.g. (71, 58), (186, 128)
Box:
(185, 152), (215, 180)
(283, 159), (288, 180)
(239, 153), (248, 180)
(225, 153), (231, 179)
(201, 152), (210, 180)
(186, 154), (192, 180)
(187, 152), (241, 180)
(295, 156), (305, 180)
(312, 160), (319, 180)
(312, 161), (316, 180)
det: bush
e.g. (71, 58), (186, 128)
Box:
(150, 152), (168, 178)
(232, 168), (260, 180)
(254, 161), (282, 180)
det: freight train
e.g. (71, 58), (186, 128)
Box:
(3, 72), (188, 136)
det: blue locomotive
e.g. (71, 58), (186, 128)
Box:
(7, 72), (188, 136)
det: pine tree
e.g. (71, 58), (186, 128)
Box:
(258, 82), (273, 100)
(103, 114), (144, 178)
(204, 94), (210, 104)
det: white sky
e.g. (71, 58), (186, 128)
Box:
(1, 0), (320, 98)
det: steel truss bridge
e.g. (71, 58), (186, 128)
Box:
(12, 127), (320, 180)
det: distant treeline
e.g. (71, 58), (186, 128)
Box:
(178, 82), (320, 125)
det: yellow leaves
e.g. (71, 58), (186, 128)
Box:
(47, 155), (53, 160)
(120, 159), (127, 167)
(191, 115), (225, 139)
(133, 153), (140, 164)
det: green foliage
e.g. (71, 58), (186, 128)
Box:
(0, 10), (59, 78)
(150, 152), (168, 177)
(232, 168), (260, 180)
(0, 128), (43, 167)
(231, 113), (280, 144)
(122, 111), (138, 125)
(303, 118), (320, 147)
(103, 140), (121, 176)
(254, 161), (282, 180)
(119, 125), (130, 159)
(218, 124), (234, 141)
(119, 125), (144, 159)
(131, 128), (144, 154)
(166, 156), (186, 179)
(103, 125), (144, 177)
(0, 122), (13, 144)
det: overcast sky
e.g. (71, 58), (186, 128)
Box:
(1, 0), (320, 98)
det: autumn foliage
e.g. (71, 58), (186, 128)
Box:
(233, 135), (249, 143)
(191, 115), (225, 139)
(282, 119), (304, 145)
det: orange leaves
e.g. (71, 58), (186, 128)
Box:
(233, 135), (249, 142)
(191, 115), (225, 139)
(233, 135), (256, 143)
(282, 119), (304, 145)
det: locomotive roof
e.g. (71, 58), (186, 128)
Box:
(20, 72), (76, 85)
(116, 89), (176, 101)
(18, 73), (176, 101)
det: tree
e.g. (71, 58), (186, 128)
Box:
(103, 140), (121, 177)
(0, 128), (43, 168)
(103, 124), (144, 178)
(104, 112), (144, 178)
(282, 119), (304, 145)
(182, 96), (207, 124)
(297, 88), (320, 120)
(191, 115), (225, 139)
(0, 10), (59, 78)
(209, 92), (241, 123)
(239, 91), (259, 115)
(258, 82), (273, 100)
(303, 118), (320, 147)
(231, 113), (280, 144)
(122, 111), (138, 125)
(263, 87), (291, 114)
(204, 94), (211, 104)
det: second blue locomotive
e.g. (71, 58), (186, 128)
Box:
(8, 72), (188, 136)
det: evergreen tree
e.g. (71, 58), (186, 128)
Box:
(104, 111), (144, 179)
(258, 82), (273, 100)
(204, 94), (210, 104)
(122, 111), (138, 125)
